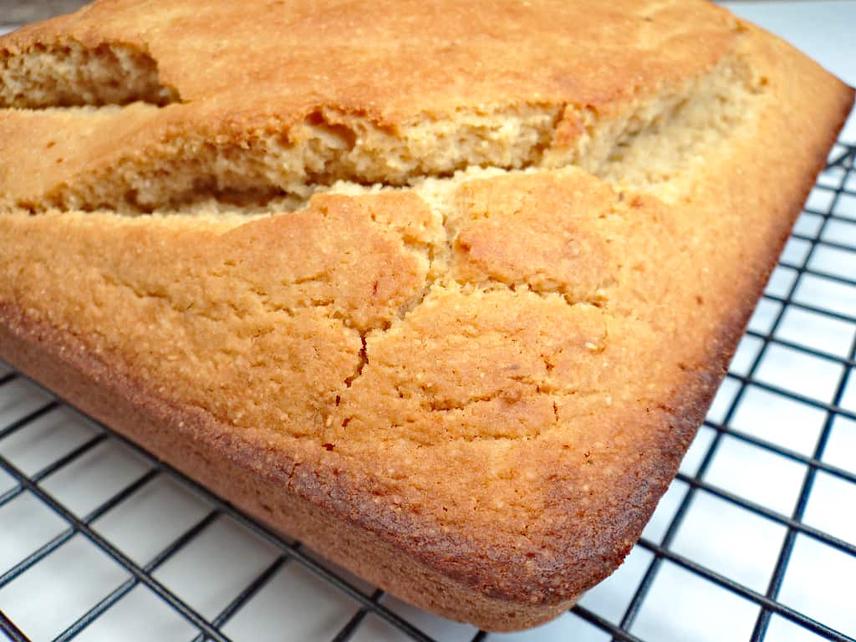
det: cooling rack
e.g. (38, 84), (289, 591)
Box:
(1, 142), (854, 642)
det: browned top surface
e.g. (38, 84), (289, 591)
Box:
(3, 0), (736, 118)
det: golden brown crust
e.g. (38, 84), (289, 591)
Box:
(0, 2), (853, 632)
(2, 0), (736, 112)
(0, 303), (578, 630)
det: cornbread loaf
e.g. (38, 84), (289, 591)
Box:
(0, 0), (852, 631)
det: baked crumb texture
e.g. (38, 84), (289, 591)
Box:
(0, 0), (852, 631)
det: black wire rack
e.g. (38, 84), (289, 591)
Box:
(0, 142), (853, 642)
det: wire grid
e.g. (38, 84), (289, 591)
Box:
(0, 143), (854, 642)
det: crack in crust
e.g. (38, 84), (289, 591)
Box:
(0, 45), (758, 213)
